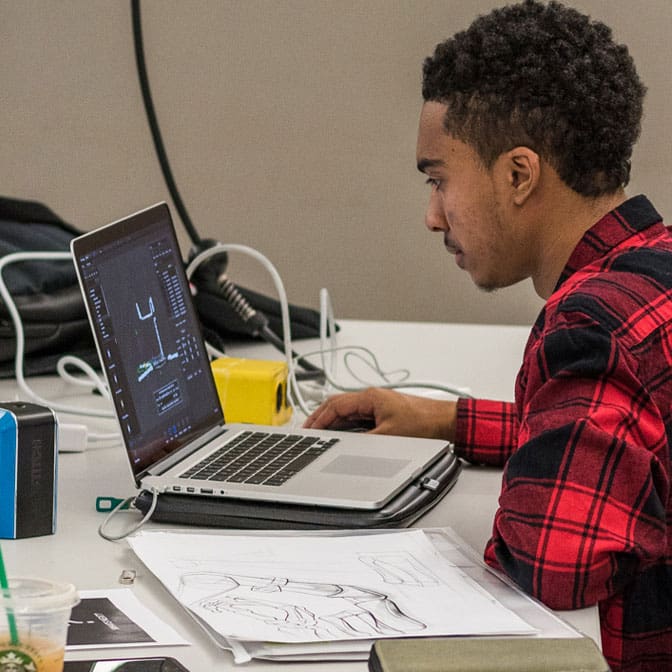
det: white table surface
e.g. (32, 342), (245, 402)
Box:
(0, 319), (600, 670)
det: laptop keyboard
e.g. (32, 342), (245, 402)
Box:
(179, 431), (339, 486)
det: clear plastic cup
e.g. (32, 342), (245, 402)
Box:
(0, 577), (78, 672)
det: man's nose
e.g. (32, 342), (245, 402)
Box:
(425, 191), (446, 232)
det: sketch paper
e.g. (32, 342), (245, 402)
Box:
(128, 530), (536, 645)
(67, 589), (189, 650)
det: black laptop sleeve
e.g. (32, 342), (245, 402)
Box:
(133, 451), (461, 529)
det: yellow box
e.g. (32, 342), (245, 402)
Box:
(210, 357), (292, 426)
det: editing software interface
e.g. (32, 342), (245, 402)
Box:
(78, 217), (222, 474)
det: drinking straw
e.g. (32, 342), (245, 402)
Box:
(0, 544), (18, 645)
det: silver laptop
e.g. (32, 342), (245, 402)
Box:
(71, 202), (450, 510)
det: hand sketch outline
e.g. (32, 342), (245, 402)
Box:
(177, 571), (427, 640)
(358, 552), (442, 586)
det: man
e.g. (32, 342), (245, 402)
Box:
(304, 2), (672, 671)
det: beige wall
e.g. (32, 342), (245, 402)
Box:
(2, 1), (670, 327)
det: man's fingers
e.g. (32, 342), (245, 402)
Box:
(303, 403), (341, 429)
(303, 392), (376, 429)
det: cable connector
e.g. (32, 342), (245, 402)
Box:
(217, 273), (269, 335)
(58, 423), (88, 453)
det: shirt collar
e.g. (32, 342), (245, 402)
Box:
(555, 194), (663, 292)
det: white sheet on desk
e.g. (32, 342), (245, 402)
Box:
(67, 588), (189, 650)
(128, 529), (536, 650)
(187, 608), (373, 663)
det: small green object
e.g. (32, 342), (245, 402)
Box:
(0, 544), (19, 646)
(96, 496), (131, 512)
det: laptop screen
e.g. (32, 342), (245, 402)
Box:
(72, 203), (224, 478)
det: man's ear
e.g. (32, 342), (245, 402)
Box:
(505, 147), (540, 205)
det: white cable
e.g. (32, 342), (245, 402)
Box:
(0, 251), (116, 420)
(294, 345), (471, 397)
(186, 243), (296, 391)
(319, 287), (338, 379)
(186, 245), (315, 419)
(342, 349), (410, 386)
(287, 366), (313, 416)
(56, 355), (111, 399)
(299, 287), (473, 411)
(54, 356), (119, 442)
(186, 244), (338, 417)
(97, 490), (159, 542)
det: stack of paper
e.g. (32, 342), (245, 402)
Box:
(127, 528), (576, 664)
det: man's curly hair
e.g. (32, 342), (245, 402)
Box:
(422, 0), (646, 196)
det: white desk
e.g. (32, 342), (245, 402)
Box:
(1, 319), (600, 670)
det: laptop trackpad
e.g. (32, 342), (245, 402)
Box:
(320, 455), (410, 478)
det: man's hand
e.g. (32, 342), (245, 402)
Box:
(303, 387), (457, 441)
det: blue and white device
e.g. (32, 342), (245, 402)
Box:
(0, 402), (57, 539)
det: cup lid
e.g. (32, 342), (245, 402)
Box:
(1, 577), (79, 614)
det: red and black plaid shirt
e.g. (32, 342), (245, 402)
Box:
(454, 195), (672, 672)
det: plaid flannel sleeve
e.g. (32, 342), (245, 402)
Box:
(453, 397), (519, 467)
(479, 317), (670, 611)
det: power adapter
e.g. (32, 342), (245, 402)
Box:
(211, 357), (292, 426)
(58, 423), (88, 453)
